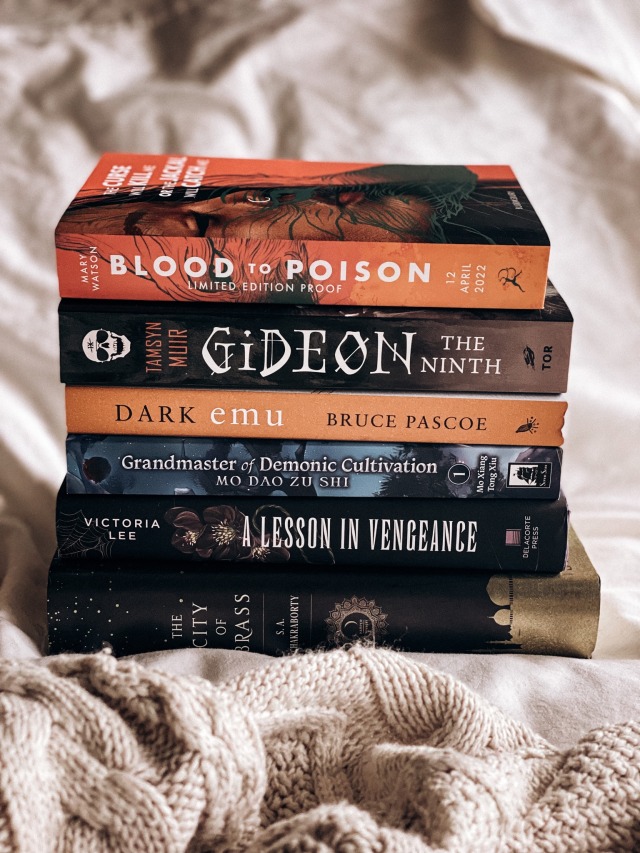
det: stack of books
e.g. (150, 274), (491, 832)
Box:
(48, 155), (600, 657)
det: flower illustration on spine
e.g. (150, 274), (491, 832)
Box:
(248, 535), (290, 563)
(164, 505), (289, 562)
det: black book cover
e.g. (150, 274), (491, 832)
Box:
(56, 490), (569, 573)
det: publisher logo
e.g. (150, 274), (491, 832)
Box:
(505, 529), (522, 546)
(523, 346), (536, 369)
(499, 266), (525, 292)
(82, 329), (131, 363)
(507, 462), (552, 488)
(326, 596), (389, 647)
(515, 416), (539, 435)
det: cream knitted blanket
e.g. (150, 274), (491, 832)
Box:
(0, 647), (638, 851)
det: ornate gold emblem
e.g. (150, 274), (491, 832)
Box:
(325, 596), (389, 646)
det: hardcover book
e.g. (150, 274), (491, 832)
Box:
(55, 154), (550, 309)
(58, 281), (572, 393)
(55, 490), (569, 573)
(64, 387), (567, 446)
(67, 435), (563, 500)
(47, 526), (598, 658)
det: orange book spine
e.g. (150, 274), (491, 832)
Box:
(65, 387), (566, 446)
(55, 237), (549, 309)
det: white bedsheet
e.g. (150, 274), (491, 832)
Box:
(1, 0), (639, 746)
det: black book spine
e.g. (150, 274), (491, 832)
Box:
(44, 564), (538, 656)
(58, 288), (572, 393)
(55, 491), (569, 573)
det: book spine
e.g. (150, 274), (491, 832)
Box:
(55, 492), (569, 572)
(58, 299), (571, 393)
(64, 387), (567, 446)
(55, 237), (549, 309)
(47, 527), (598, 658)
(67, 435), (563, 500)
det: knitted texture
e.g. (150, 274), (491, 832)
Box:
(0, 647), (638, 851)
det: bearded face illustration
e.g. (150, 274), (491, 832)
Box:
(56, 164), (488, 302)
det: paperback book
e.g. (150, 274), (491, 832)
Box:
(47, 526), (598, 658)
(65, 387), (567, 446)
(55, 154), (550, 309)
(58, 281), (572, 393)
(55, 490), (569, 573)
(67, 435), (563, 500)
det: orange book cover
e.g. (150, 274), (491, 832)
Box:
(65, 387), (566, 446)
(56, 154), (550, 309)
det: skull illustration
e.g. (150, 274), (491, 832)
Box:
(82, 329), (132, 362)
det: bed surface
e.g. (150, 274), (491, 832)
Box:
(1, 0), (639, 748)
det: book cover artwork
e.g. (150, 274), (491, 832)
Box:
(66, 435), (563, 500)
(56, 154), (550, 308)
(58, 282), (572, 393)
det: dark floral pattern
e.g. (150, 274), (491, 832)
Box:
(164, 508), (209, 557)
(164, 505), (289, 562)
(248, 538), (290, 563)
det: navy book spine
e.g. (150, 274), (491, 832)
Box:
(67, 435), (563, 500)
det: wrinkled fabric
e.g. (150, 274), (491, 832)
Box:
(0, 647), (639, 852)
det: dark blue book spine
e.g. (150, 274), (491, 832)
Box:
(67, 435), (562, 500)
(55, 490), (569, 573)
